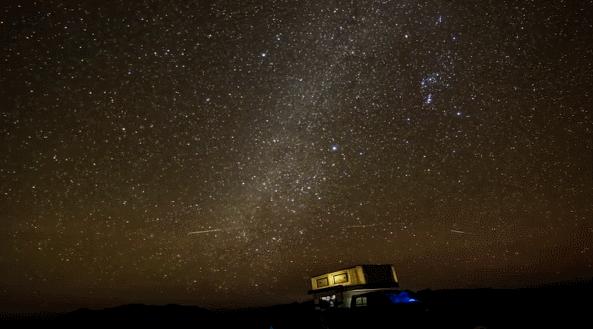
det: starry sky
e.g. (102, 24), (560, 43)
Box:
(1, 0), (592, 312)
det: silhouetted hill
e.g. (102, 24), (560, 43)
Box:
(61, 304), (215, 324)
(2, 280), (592, 328)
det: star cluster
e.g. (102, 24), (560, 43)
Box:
(1, 0), (592, 311)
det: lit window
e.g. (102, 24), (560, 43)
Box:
(317, 277), (329, 287)
(355, 296), (367, 307)
(333, 273), (348, 284)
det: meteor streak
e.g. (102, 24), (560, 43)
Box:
(187, 229), (223, 235)
(343, 223), (379, 229)
(450, 229), (474, 235)
(188, 227), (243, 235)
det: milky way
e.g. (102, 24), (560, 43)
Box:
(1, 0), (592, 311)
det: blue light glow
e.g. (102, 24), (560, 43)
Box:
(387, 291), (419, 304)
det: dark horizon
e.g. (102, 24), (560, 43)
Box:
(1, 0), (592, 313)
(3, 276), (593, 314)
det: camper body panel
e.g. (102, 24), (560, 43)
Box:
(310, 266), (368, 291)
(309, 264), (400, 309)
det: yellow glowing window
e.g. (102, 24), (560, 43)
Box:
(317, 277), (329, 287)
(333, 273), (348, 284)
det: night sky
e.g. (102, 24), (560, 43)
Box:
(1, 0), (592, 312)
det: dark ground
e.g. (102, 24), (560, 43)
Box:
(2, 280), (592, 328)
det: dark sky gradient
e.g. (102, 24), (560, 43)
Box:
(1, 0), (592, 312)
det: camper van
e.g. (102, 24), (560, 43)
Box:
(309, 264), (415, 310)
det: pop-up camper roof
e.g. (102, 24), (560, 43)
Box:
(309, 264), (398, 293)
